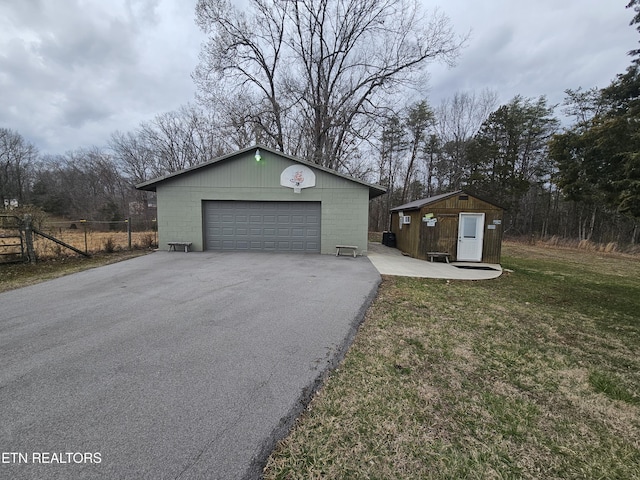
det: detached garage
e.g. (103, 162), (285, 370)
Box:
(136, 145), (385, 255)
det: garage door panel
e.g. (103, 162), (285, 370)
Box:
(204, 201), (321, 253)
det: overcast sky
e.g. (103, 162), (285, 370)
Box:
(1, 0), (638, 155)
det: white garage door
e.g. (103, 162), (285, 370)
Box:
(203, 201), (321, 252)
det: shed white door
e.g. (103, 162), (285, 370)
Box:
(457, 213), (485, 262)
(203, 201), (321, 252)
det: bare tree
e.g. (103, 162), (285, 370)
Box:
(195, 0), (289, 151)
(0, 128), (38, 208)
(194, 0), (464, 170)
(435, 89), (497, 189)
(139, 106), (213, 173)
(109, 130), (156, 184)
(400, 100), (434, 203)
(109, 104), (223, 181)
(367, 114), (406, 230)
(33, 148), (131, 220)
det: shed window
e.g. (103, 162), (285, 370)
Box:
(463, 216), (477, 238)
(459, 195), (469, 200)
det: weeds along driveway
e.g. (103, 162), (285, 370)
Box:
(0, 251), (381, 480)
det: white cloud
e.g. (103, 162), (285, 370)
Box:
(0, 0), (203, 154)
(0, 0), (637, 154)
(427, 0), (638, 110)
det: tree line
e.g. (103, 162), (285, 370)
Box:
(1, 0), (638, 246)
(0, 105), (226, 223)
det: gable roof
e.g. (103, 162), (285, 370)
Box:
(136, 144), (387, 199)
(390, 190), (504, 212)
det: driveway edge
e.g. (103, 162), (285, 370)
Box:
(244, 273), (382, 480)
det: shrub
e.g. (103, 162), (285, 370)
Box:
(103, 237), (116, 253)
(139, 233), (156, 249)
(6, 205), (49, 230)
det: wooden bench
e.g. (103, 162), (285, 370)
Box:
(335, 245), (358, 258)
(168, 241), (192, 252)
(427, 252), (450, 263)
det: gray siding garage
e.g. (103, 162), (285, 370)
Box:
(137, 145), (385, 255)
(204, 201), (321, 252)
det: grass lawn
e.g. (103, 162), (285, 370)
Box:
(0, 227), (156, 293)
(0, 250), (150, 293)
(264, 242), (640, 479)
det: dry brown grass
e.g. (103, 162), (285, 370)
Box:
(502, 240), (638, 278)
(508, 235), (640, 255)
(32, 229), (157, 258)
(1, 224), (157, 261)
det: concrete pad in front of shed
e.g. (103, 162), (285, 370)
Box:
(367, 242), (502, 280)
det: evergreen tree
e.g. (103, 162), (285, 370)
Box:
(466, 96), (559, 230)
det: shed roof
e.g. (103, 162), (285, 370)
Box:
(390, 190), (503, 212)
(136, 144), (387, 199)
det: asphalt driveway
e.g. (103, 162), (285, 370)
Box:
(0, 252), (380, 479)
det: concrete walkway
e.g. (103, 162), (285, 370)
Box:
(366, 242), (502, 280)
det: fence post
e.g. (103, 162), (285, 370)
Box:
(81, 219), (87, 253)
(127, 217), (132, 250)
(23, 214), (37, 264)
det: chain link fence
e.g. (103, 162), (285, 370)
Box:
(0, 214), (158, 263)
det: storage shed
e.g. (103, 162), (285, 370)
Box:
(390, 190), (504, 263)
(136, 145), (386, 255)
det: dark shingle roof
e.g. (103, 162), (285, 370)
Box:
(390, 191), (463, 212)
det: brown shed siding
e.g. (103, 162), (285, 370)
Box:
(391, 192), (503, 263)
(393, 210), (422, 256)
